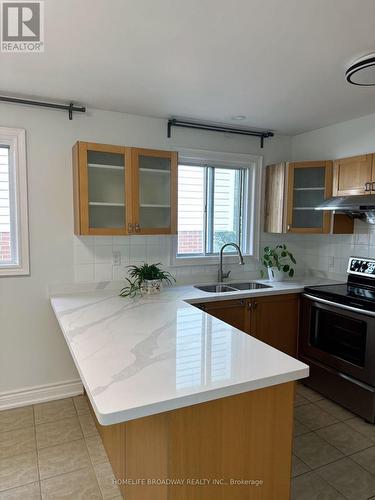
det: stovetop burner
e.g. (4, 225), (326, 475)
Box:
(304, 257), (375, 312)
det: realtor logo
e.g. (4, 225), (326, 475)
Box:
(1, 1), (44, 52)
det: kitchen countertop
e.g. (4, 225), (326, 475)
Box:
(50, 278), (337, 425)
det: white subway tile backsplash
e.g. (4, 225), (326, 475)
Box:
(94, 245), (113, 263)
(94, 236), (113, 246)
(74, 264), (95, 282)
(94, 263), (113, 281)
(74, 244), (95, 264)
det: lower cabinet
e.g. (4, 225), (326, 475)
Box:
(195, 294), (299, 357)
(196, 299), (250, 333)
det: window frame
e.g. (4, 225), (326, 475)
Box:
(0, 128), (29, 276)
(171, 148), (262, 267)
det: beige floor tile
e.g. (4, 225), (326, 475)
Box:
(296, 385), (325, 403)
(316, 457), (375, 500)
(294, 418), (310, 437)
(0, 482), (41, 500)
(346, 416), (375, 441)
(34, 399), (76, 425)
(316, 422), (371, 456)
(73, 395), (90, 416)
(351, 445), (375, 475)
(295, 403), (338, 431)
(0, 451), (38, 492)
(291, 471), (346, 499)
(295, 393), (310, 407)
(78, 413), (99, 437)
(315, 399), (354, 421)
(292, 455), (310, 478)
(38, 439), (91, 480)
(85, 434), (109, 465)
(40, 467), (102, 499)
(94, 461), (120, 499)
(0, 427), (36, 459)
(293, 432), (344, 469)
(36, 417), (82, 449)
(0, 407), (34, 433)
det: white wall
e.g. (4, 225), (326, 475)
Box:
(0, 103), (291, 398)
(291, 112), (375, 160)
(262, 112), (375, 282)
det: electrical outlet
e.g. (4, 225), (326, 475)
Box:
(112, 251), (121, 266)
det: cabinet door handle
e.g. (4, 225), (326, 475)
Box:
(135, 224), (140, 232)
(372, 182), (375, 191)
(287, 224), (291, 232)
(365, 182), (371, 192)
(247, 301), (253, 310)
(128, 223), (133, 233)
(253, 301), (258, 309)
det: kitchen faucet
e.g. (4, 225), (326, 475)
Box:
(218, 243), (244, 282)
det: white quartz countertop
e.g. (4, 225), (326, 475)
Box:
(50, 278), (335, 425)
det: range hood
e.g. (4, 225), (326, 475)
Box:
(316, 195), (375, 224)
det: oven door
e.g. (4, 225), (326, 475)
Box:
(299, 294), (375, 386)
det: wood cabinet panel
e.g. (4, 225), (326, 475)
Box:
(197, 299), (250, 333)
(196, 294), (299, 357)
(332, 154), (373, 196)
(264, 162), (286, 233)
(251, 294), (299, 357)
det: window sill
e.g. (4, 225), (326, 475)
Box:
(0, 264), (30, 277)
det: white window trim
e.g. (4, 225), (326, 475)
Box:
(0, 128), (29, 276)
(170, 148), (262, 267)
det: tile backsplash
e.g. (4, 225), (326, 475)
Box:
(262, 220), (375, 281)
(73, 235), (262, 285)
(73, 220), (375, 286)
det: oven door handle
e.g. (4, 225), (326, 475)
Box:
(303, 293), (375, 318)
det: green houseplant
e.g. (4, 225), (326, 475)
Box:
(261, 245), (296, 281)
(120, 263), (175, 297)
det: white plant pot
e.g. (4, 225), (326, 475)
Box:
(267, 267), (285, 282)
(140, 279), (162, 295)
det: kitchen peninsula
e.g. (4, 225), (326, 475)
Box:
(51, 282), (309, 500)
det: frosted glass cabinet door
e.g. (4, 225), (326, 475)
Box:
(73, 142), (131, 235)
(286, 161), (333, 234)
(132, 149), (178, 234)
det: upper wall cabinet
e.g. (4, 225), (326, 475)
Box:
(73, 142), (177, 235)
(131, 148), (177, 235)
(332, 154), (374, 196)
(264, 160), (353, 234)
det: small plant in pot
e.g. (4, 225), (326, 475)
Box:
(260, 245), (296, 282)
(120, 263), (175, 297)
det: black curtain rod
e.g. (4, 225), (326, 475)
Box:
(167, 118), (274, 148)
(0, 96), (86, 120)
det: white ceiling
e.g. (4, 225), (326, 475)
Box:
(1, 0), (375, 135)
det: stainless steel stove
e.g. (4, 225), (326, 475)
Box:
(299, 257), (375, 422)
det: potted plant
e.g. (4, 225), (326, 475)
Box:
(261, 245), (296, 282)
(120, 263), (175, 297)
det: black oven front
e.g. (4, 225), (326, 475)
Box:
(299, 294), (375, 386)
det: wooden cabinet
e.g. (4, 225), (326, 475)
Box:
(250, 294), (299, 357)
(195, 293), (299, 357)
(197, 299), (250, 333)
(131, 148), (177, 235)
(333, 154), (374, 196)
(264, 161), (353, 234)
(73, 142), (177, 236)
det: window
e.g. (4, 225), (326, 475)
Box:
(0, 128), (29, 276)
(175, 150), (261, 263)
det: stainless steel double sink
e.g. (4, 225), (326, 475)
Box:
(194, 282), (272, 293)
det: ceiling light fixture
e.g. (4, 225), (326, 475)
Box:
(346, 53), (375, 86)
(231, 115), (246, 120)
